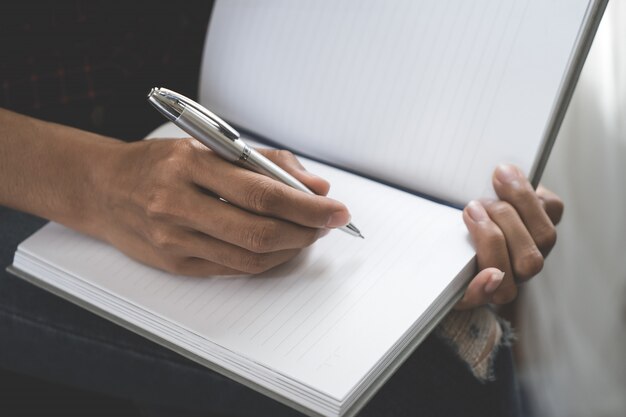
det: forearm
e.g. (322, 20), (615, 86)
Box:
(0, 108), (347, 276)
(0, 108), (122, 236)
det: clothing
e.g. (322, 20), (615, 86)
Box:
(438, 308), (511, 382)
(0, 0), (211, 141)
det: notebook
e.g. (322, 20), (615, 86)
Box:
(8, 1), (607, 416)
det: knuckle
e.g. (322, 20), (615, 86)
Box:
(240, 253), (271, 274)
(163, 141), (193, 174)
(536, 226), (557, 252)
(276, 149), (295, 164)
(265, 149), (303, 172)
(244, 221), (281, 253)
(145, 192), (165, 219)
(515, 249), (544, 280)
(145, 189), (175, 220)
(479, 223), (506, 247)
(172, 138), (196, 156)
(486, 201), (515, 219)
(245, 180), (281, 213)
(148, 227), (175, 250)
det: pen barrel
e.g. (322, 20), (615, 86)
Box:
(245, 149), (314, 195)
(177, 106), (247, 162)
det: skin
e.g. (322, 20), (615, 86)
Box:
(0, 108), (563, 309)
(456, 177), (563, 309)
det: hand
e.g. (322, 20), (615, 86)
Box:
(95, 138), (351, 276)
(455, 164), (564, 309)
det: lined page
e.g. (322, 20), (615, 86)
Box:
(200, 0), (591, 205)
(16, 128), (475, 399)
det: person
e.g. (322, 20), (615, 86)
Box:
(0, 2), (563, 416)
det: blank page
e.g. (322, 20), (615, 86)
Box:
(15, 125), (475, 402)
(200, 0), (591, 206)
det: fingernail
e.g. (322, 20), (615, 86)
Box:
(466, 200), (489, 222)
(485, 271), (505, 294)
(495, 164), (521, 184)
(326, 210), (351, 228)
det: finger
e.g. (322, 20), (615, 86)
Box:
(463, 200), (517, 304)
(536, 185), (564, 225)
(482, 200), (544, 282)
(175, 188), (326, 253)
(259, 149), (331, 196)
(174, 257), (244, 277)
(455, 268), (505, 310)
(168, 229), (302, 274)
(492, 164), (557, 255)
(107, 229), (244, 277)
(188, 149), (351, 229)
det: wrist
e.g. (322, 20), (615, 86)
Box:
(84, 139), (135, 242)
(0, 110), (121, 232)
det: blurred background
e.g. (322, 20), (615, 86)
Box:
(517, 1), (626, 416)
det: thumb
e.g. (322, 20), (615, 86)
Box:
(455, 268), (505, 310)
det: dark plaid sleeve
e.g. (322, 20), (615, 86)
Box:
(0, 0), (213, 141)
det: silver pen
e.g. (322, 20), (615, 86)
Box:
(147, 87), (363, 239)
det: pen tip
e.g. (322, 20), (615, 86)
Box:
(344, 223), (364, 239)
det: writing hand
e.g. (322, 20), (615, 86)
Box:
(96, 138), (351, 276)
(455, 164), (564, 309)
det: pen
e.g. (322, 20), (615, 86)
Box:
(147, 87), (364, 239)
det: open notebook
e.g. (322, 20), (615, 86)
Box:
(9, 1), (606, 416)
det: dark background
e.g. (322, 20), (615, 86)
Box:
(0, 368), (139, 416)
(1, 1), (214, 415)
(0, 0), (214, 141)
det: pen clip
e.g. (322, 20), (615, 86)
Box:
(159, 88), (240, 141)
